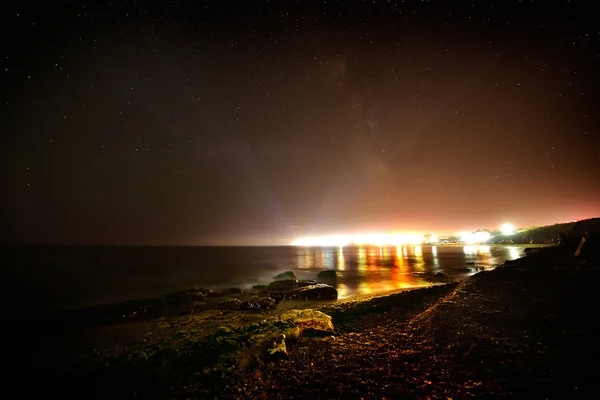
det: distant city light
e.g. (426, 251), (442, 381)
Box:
(290, 232), (425, 246)
(501, 223), (515, 235)
(460, 231), (491, 244)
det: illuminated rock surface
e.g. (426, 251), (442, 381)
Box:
(280, 309), (335, 332)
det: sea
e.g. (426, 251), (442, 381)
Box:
(1, 245), (525, 322)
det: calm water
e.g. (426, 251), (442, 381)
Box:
(1, 245), (524, 321)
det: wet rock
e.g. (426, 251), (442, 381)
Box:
(162, 288), (214, 304)
(267, 279), (318, 291)
(221, 287), (243, 295)
(317, 269), (338, 279)
(434, 272), (445, 277)
(273, 270), (297, 280)
(262, 280), (338, 300)
(267, 279), (301, 291)
(288, 283), (338, 300)
(280, 309), (335, 332)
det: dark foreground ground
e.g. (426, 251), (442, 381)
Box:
(6, 244), (600, 399)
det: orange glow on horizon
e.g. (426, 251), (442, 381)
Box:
(290, 232), (425, 246)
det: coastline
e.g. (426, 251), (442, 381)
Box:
(10, 243), (600, 398)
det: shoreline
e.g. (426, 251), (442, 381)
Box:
(3, 243), (522, 324)
(12, 242), (600, 398)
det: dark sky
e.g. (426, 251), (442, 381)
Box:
(1, 0), (599, 245)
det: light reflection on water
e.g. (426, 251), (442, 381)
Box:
(2, 245), (529, 318)
(507, 246), (521, 260)
(293, 245), (525, 299)
(337, 247), (345, 270)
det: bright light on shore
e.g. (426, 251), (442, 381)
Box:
(460, 231), (491, 244)
(290, 232), (424, 246)
(501, 223), (515, 235)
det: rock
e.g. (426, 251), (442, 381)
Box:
(466, 261), (475, 265)
(216, 326), (234, 335)
(259, 280), (337, 301)
(252, 284), (267, 291)
(200, 288), (221, 297)
(283, 326), (302, 341)
(219, 298), (242, 310)
(265, 334), (288, 360)
(267, 279), (318, 290)
(244, 295), (276, 310)
(218, 295), (276, 311)
(221, 287), (243, 295)
(317, 269), (337, 279)
(434, 272), (445, 277)
(267, 279), (302, 291)
(288, 283), (338, 300)
(280, 309), (335, 332)
(273, 270), (296, 280)
(239, 333), (289, 370)
(162, 287), (217, 304)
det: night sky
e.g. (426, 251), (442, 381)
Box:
(1, 1), (599, 245)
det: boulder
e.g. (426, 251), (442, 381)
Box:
(317, 269), (337, 279)
(287, 283), (338, 300)
(267, 279), (318, 290)
(259, 280), (337, 301)
(273, 270), (296, 280)
(280, 309), (334, 332)
(267, 279), (302, 291)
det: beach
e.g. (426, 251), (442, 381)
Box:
(8, 243), (600, 398)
